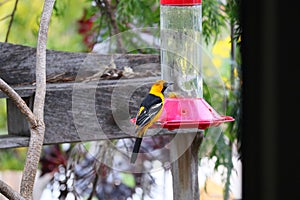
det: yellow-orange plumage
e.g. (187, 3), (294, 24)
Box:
(130, 80), (173, 163)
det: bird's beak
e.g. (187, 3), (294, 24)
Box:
(164, 82), (174, 88)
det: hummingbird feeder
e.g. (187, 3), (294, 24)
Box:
(131, 0), (234, 131)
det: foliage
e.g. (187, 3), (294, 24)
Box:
(0, 147), (26, 170)
(202, 0), (241, 198)
(224, 0), (241, 45)
(0, 98), (26, 171)
(202, 0), (227, 45)
(76, 0), (160, 52)
(0, 0), (88, 51)
(0, 0), (42, 45)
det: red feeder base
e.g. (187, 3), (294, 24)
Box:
(131, 98), (235, 131)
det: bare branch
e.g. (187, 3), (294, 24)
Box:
(0, 78), (37, 128)
(0, 179), (25, 200)
(20, 0), (55, 199)
(5, 0), (19, 42)
(33, 0), (54, 120)
(0, 14), (11, 22)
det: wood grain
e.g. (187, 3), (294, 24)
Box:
(0, 42), (160, 86)
(0, 42), (165, 148)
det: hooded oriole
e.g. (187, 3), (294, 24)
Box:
(130, 80), (173, 164)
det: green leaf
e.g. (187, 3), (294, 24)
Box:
(119, 172), (136, 188)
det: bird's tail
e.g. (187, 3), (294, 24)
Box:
(130, 137), (143, 164)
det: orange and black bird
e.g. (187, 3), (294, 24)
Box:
(130, 80), (173, 164)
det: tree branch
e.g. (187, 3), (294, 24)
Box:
(20, 0), (55, 199)
(0, 78), (37, 128)
(0, 14), (11, 22)
(0, 180), (25, 200)
(96, 0), (124, 52)
(5, 0), (19, 42)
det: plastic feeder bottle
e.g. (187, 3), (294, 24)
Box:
(160, 0), (234, 130)
(132, 0), (234, 130)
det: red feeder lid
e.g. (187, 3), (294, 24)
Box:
(130, 97), (234, 131)
(160, 0), (202, 5)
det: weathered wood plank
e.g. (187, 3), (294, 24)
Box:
(6, 97), (33, 137)
(1, 77), (167, 146)
(0, 42), (160, 86)
(0, 135), (29, 149)
(170, 133), (203, 200)
(0, 42), (165, 147)
(43, 78), (155, 144)
(1, 77), (187, 148)
(1, 43), (202, 149)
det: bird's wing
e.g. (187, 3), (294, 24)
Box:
(135, 101), (163, 129)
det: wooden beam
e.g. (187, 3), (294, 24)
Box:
(0, 42), (160, 86)
(0, 135), (30, 149)
(0, 42), (168, 148)
(170, 131), (203, 200)
(0, 77), (182, 148)
(6, 97), (32, 137)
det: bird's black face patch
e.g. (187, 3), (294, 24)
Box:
(162, 86), (167, 93)
(162, 82), (173, 93)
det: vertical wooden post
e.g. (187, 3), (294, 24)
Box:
(170, 132), (203, 200)
(7, 96), (34, 137)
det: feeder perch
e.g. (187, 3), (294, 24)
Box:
(130, 97), (234, 131)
